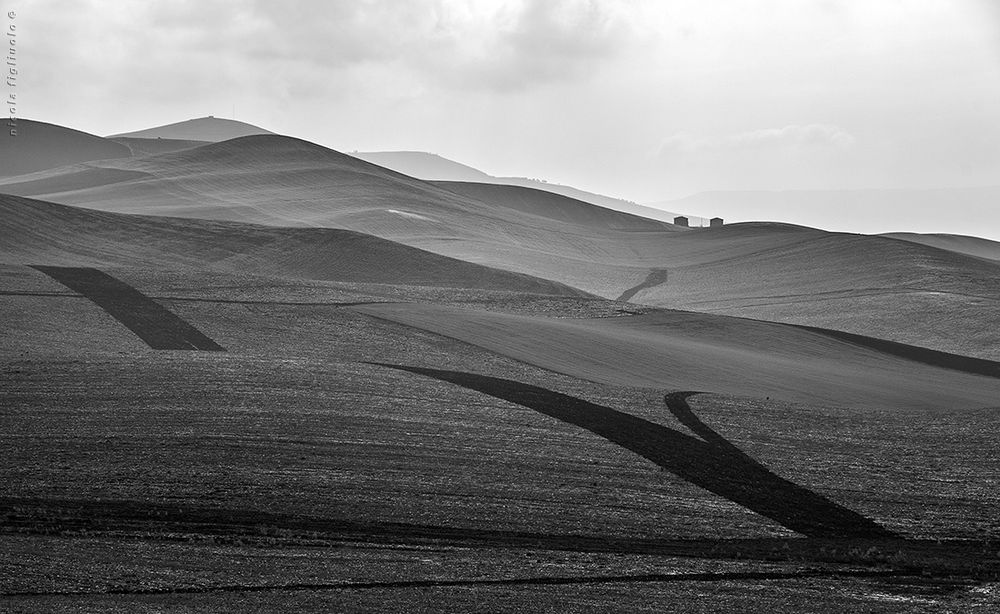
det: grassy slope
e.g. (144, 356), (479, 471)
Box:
(354, 302), (1000, 411)
(636, 229), (1000, 360)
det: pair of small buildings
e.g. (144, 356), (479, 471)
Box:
(673, 216), (723, 228)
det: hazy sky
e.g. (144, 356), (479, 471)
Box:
(11, 1), (1000, 224)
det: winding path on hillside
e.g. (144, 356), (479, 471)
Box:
(616, 268), (669, 302)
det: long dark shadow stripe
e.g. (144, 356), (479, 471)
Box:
(374, 364), (897, 540)
(31, 266), (225, 351)
(792, 323), (1000, 379)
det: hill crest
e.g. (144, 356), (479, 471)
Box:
(0, 118), (131, 177)
(110, 116), (274, 142)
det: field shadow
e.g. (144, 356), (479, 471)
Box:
(31, 266), (225, 351)
(374, 363), (896, 540)
(792, 324), (1000, 379)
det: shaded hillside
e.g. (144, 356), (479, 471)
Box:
(0, 119), (131, 177)
(0, 194), (588, 296)
(110, 116), (273, 141)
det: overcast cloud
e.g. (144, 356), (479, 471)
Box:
(10, 0), (1000, 233)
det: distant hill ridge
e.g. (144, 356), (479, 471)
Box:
(3, 116), (693, 228)
(881, 232), (1000, 262)
(3, 119), (1000, 361)
(352, 150), (694, 224)
(0, 118), (131, 177)
(110, 116), (274, 142)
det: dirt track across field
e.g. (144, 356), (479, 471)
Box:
(31, 266), (225, 351)
(616, 268), (668, 302)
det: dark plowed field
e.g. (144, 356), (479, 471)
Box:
(32, 266), (225, 351)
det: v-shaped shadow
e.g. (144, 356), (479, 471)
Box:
(375, 363), (897, 539)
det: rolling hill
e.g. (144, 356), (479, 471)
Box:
(352, 150), (493, 182)
(110, 116), (273, 141)
(0, 193), (585, 296)
(4, 124), (1000, 607)
(356, 301), (1000, 411)
(2, 127), (998, 360)
(0, 134), (681, 296)
(0, 118), (131, 177)
(9, 187), (998, 409)
(110, 136), (211, 156)
(627, 226), (1000, 359)
(882, 232), (1000, 262)
(353, 149), (694, 224)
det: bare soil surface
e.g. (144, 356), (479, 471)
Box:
(32, 266), (225, 350)
(2, 186), (998, 610)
